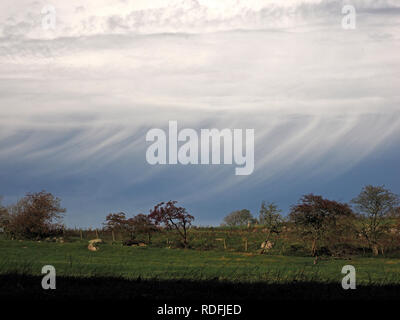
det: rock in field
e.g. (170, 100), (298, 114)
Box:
(260, 241), (273, 250)
(88, 238), (102, 251)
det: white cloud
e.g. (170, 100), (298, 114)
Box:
(0, 0), (399, 202)
(1, 0), (400, 39)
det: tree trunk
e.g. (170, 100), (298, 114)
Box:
(311, 239), (317, 256)
(260, 230), (272, 254)
(372, 244), (379, 256)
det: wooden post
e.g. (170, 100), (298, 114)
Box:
(216, 238), (227, 250)
(112, 230), (115, 242)
(244, 239), (248, 252)
(95, 229), (99, 238)
(80, 230), (83, 240)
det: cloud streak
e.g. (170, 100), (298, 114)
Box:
(0, 0), (399, 226)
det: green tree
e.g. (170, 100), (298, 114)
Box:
(222, 209), (253, 227)
(351, 185), (399, 255)
(259, 201), (283, 231)
(259, 201), (283, 252)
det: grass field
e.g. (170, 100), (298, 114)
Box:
(2, 240), (400, 300)
(2, 240), (400, 284)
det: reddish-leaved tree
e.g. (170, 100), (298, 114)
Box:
(149, 201), (194, 248)
(289, 194), (354, 256)
(104, 212), (129, 232)
(7, 191), (66, 239)
(130, 213), (158, 243)
(104, 212), (137, 239)
(104, 212), (157, 242)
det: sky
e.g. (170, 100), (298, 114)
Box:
(0, 0), (399, 227)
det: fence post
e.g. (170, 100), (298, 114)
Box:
(216, 238), (227, 250)
(112, 230), (115, 242)
(244, 239), (248, 252)
(95, 229), (99, 238)
(80, 230), (83, 240)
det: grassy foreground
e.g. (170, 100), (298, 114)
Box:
(1, 240), (400, 300)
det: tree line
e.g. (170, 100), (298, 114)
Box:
(222, 185), (400, 256)
(103, 201), (194, 248)
(0, 185), (399, 256)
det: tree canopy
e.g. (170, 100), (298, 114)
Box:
(222, 209), (254, 227)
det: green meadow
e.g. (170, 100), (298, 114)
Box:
(1, 240), (400, 285)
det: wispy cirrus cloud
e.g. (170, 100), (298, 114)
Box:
(0, 0), (399, 226)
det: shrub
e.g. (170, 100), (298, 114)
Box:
(6, 191), (65, 240)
